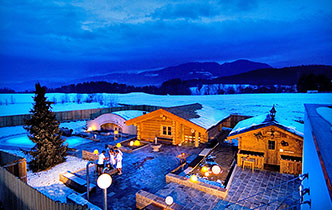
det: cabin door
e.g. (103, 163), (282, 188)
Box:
(266, 140), (278, 165)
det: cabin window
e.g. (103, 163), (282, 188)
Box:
(268, 140), (275, 150)
(162, 126), (172, 136)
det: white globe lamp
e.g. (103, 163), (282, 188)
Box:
(212, 165), (221, 175)
(165, 196), (174, 205)
(97, 174), (112, 210)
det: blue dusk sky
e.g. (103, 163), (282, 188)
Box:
(0, 0), (331, 88)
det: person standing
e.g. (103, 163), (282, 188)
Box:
(115, 150), (123, 175)
(97, 150), (107, 175)
(110, 149), (116, 169)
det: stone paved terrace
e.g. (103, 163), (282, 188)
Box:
(76, 144), (203, 209)
(155, 167), (301, 210)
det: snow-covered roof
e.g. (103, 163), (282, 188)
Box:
(229, 111), (304, 137)
(112, 110), (147, 120)
(165, 103), (229, 130)
(190, 105), (229, 129)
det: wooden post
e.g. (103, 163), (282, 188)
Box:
(194, 131), (198, 147)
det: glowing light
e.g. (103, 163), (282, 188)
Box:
(205, 172), (210, 177)
(134, 140), (140, 146)
(190, 175), (198, 182)
(87, 125), (96, 132)
(129, 141), (134, 146)
(97, 174), (112, 189)
(116, 143), (121, 148)
(165, 196), (174, 205)
(212, 165), (221, 175)
(93, 149), (99, 155)
(201, 166), (208, 173)
(114, 130), (118, 135)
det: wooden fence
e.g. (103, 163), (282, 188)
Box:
(0, 151), (27, 183)
(221, 114), (252, 128)
(0, 104), (162, 128)
(0, 167), (88, 210)
(237, 153), (265, 169)
(280, 158), (302, 175)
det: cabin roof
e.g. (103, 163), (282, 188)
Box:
(111, 110), (147, 120)
(228, 111), (304, 138)
(126, 103), (229, 130)
(165, 103), (229, 129)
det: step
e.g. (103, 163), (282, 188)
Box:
(60, 172), (96, 193)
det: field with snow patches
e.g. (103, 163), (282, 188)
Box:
(0, 92), (331, 204)
(1, 92), (332, 123)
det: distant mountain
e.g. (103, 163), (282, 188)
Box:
(75, 59), (272, 86)
(209, 65), (332, 85)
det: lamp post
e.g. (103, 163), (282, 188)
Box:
(97, 174), (112, 210)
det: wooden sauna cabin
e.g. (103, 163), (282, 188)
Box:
(226, 106), (304, 175)
(125, 103), (228, 147)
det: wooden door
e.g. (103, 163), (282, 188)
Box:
(266, 140), (278, 165)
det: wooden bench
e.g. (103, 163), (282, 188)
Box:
(60, 172), (96, 193)
(156, 137), (173, 145)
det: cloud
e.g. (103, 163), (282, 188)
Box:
(0, 0), (331, 86)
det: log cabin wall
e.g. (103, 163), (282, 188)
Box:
(227, 125), (303, 174)
(130, 110), (208, 146)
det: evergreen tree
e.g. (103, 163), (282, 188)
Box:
(24, 83), (67, 172)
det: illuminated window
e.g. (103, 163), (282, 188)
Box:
(268, 140), (275, 150)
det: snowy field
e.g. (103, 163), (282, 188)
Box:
(1, 92), (332, 123)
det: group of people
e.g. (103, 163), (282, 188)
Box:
(97, 145), (123, 175)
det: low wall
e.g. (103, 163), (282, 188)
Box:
(0, 104), (162, 128)
(82, 150), (98, 161)
(165, 173), (228, 199)
(136, 190), (183, 210)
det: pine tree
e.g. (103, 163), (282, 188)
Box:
(24, 83), (67, 172)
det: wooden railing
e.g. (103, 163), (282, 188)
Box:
(280, 158), (302, 175)
(237, 153), (265, 169)
(0, 167), (87, 210)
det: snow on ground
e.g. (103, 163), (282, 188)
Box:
(27, 156), (89, 203)
(0, 148), (88, 203)
(61, 120), (87, 134)
(1, 93), (332, 123)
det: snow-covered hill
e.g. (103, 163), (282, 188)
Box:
(1, 92), (332, 123)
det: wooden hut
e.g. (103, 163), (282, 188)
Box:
(226, 106), (303, 175)
(125, 103), (228, 147)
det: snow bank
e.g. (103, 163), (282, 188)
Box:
(27, 156), (89, 203)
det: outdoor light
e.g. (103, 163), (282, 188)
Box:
(201, 166), (208, 173)
(165, 196), (174, 205)
(114, 130), (118, 135)
(97, 174), (112, 210)
(116, 143), (121, 148)
(129, 141), (134, 146)
(190, 175), (198, 182)
(212, 165), (221, 175)
(205, 172), (209, 177)
(93, 149), (99, 155)
(134, 140), (140, 146)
